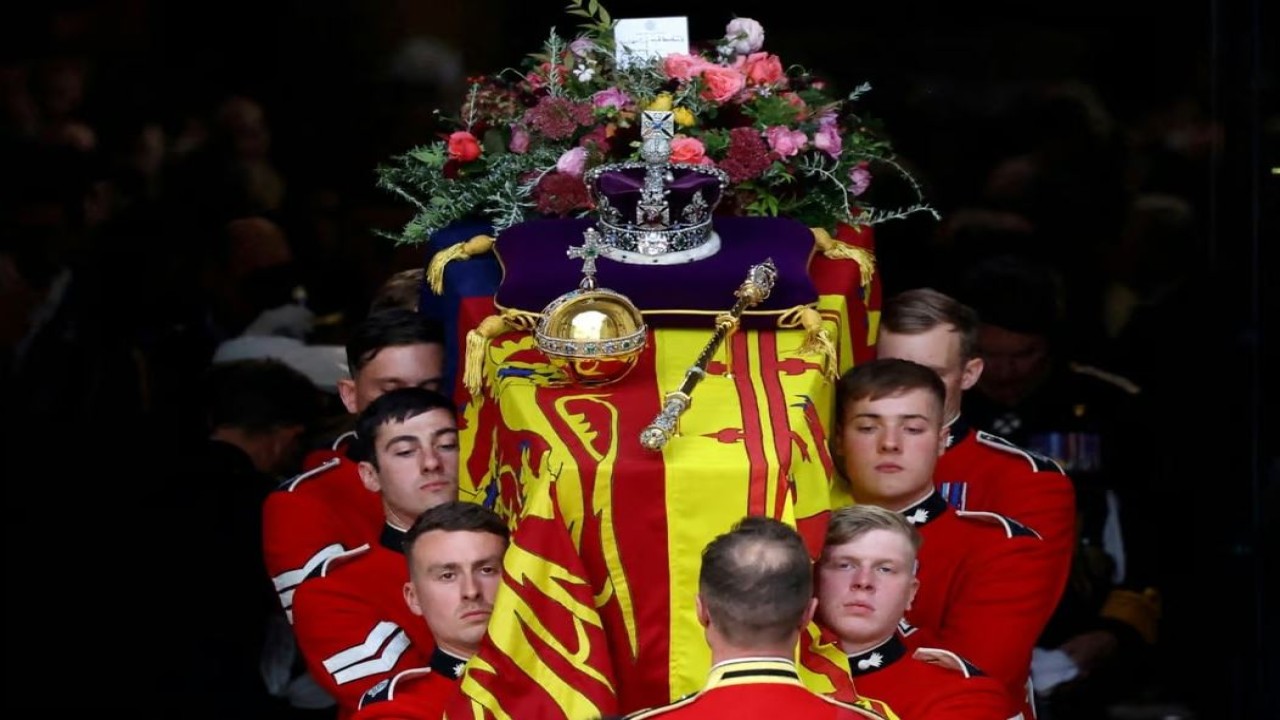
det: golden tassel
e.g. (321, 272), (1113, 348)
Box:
(425, 234), (497, 295)
(498, 309), (543, 333)
(779, 306), (838, 381)
(463, 314), (512, 396)
(810, 227), (876, 292)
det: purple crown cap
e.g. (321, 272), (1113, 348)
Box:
(590, 166), (726, 227)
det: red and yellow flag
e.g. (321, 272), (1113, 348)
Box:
(446, 228), (881, 718)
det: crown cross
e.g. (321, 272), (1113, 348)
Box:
(641, 110), (675, 141)
(581, 108), (729, 264)
(567, 227), (606, 289)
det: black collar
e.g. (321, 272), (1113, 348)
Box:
(946, 414), (972, 449)
(848, 634), (908, 677)
(901, 491), (949, 528)
(429, 646), (468, 681)
(380, 524), (407, 554)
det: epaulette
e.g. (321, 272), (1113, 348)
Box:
(1069, 362), (1141, 395)
(954, 510), (1042, 540)
(622, 692), (701, 719)
(912, 647), (986, 678)
(357, 668), (432, 709)
(974, 431), (1064, 474)
(278, 457), (342, 492)
(317, 543), (371, 578)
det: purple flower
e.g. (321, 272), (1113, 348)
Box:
(556, 146), (588, 177)
(813, 123), (842, 158)
(568, 37), (597, 58)
(849, 164), (872, 196)
(509, 124), (530, 154)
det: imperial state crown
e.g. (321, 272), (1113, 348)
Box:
(583, 110), (729, 265)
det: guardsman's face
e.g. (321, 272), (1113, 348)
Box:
(359, 408), (459, 527)
(343, 343), (444, 413)
(836, 389), (946, 511)
(876, 326), (981, 423)
(405, 530), (506, 658)
(817, 529), (918, 652)
(974, 325), (1050, 407)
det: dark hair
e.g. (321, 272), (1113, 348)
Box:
(404, 501), (509, 556)
(202, 358), (321, 434)
(369, 268), (425, 314)
(881, 288), (980, 360)
(835, 358), (946, 424)
(345, 308), (444, 377)
(351, 387), (455, 465)
(699, 516), (813, 646)
(957, 254), (1063, 337)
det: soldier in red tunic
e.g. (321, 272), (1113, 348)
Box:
(292, 387), (460, 719)
(832, 359), (1067, 718)
(816, 504), (1021, 719)
(352, 501), (509, 720)
(622, 517), (890, 720)
(876, 288), (1076, 595)
(264, 308), (445, 622)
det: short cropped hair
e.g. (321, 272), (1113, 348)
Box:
(824, 505), (922, 564)
(345, 308), (444, 377)
(370, 268), (425, 314)
(881, 288), (980, 360)
(351, 387), (455, 465)
(835, 358), (946, 424)
(699, 516), (813, 646)
(202, 358), (321, 434)
(404, 501), (509, 559)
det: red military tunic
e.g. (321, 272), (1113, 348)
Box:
(351, 647), (467, 720)
(263, 433), (385, 621)
(292, 525), (435, 720)
(622, 658), (892, 719)
(936, 420), (1075, 599)
(899, 491), (1060, 718)
(847, 634), (1019, 719)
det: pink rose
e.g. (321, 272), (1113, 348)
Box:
(699, 66), (746, 103)
(508, 125), (530, 154)
(849, 162), (872, 196)
(669, 136), (707, 165)
(813, 123), (842, 158)
(724, 17), (765, 55)
(556, 146), (588, 177)
(663, 53), (710, 81)
(765, 126), (807, 158)
(591, 87), (631, 110)
(446, 131), (482, 162)
(737, 52), (785, 86)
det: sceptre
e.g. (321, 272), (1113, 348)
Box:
(639, 259), (778, 451)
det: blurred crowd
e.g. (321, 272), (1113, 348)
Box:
(0, 2), (1249, 718)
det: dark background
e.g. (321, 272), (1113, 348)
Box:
(2, 0), (1273, 715)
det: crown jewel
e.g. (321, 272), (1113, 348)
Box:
(583, 110), (729, 265)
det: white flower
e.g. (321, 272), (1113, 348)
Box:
(724, 17), (765, 55)
(573, 64), (594, 83)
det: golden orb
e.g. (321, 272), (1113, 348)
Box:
(534, 286), (647, 387)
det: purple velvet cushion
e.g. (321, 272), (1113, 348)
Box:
(494, 216), (818, 329)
